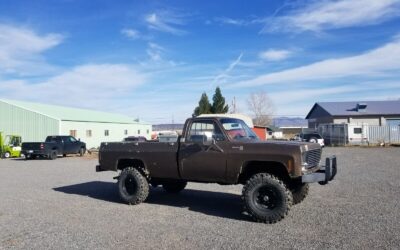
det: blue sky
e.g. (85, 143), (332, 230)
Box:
(0, 0), (400, 123)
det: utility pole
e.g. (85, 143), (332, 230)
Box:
(231, 97), (236, 113)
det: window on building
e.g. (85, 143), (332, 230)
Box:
(86, 130), (92, 137)
(354, 128), (362, 134)
(70, 130), (77, 137)
(146, 129), (149, 134)
(105, 130), (109, 136)
(124, 130), (128, 135)
(137, 129), (141, 135)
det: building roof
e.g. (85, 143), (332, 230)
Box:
(306, 101), (400, 119)
(0, 99), (150, 124)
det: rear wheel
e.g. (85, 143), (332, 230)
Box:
(118, 167), (149, 205)
(3, 151), (11, 158)
(242, 173), (292, 223)
(49, 150), (57, 160)
(162, 180), (187, 193)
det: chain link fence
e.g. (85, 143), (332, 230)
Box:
(316, 124), (400, 146)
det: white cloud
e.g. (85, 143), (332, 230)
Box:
(231, 35), (400, 88)
(145, 11), (186, 35)
(259, 49), (292, 61)
(265, 0), (400, 33)
(146, 42), (165, 61)
(121, 28), (141, 39)
(214, 53), (243, 84)
(214, 17), (247, 26)
(0, 64), (146, 109)
(0, 24), (64, 76)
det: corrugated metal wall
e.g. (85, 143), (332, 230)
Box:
(368, 126), (400, 144)
(0, 101), (59, 142)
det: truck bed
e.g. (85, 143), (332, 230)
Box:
(98, 141), (180, 179)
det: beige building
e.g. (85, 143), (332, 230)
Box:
(0, 99), (152, 148)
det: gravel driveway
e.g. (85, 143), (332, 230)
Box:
(0, 147), (399, 249)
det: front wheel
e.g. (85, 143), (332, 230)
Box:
(242, 173), (293, 223)
(291, 183), (309, 205)
(118, 167), (149, 205)
(3, 151), (11, 158)
(79, 148), (85, 156)
(309, 137), (317, 143)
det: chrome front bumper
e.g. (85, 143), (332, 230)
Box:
(302, 156), (337, 185)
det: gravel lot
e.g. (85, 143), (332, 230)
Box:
(0, 147), (399, 249)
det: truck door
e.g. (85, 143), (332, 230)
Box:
(179, 119), (228, 182)
(63, 136), (80, 153)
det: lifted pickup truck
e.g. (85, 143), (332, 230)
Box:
(97, 116), (337, 223)
(22, 135), (86, 160)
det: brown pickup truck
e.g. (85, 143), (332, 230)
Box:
(96, 116), (337, 223)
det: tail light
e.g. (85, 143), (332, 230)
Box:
(40, 143), (44, 149)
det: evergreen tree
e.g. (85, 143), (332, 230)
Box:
(211, 87), (229, 114)
(193, 92), (212, 116)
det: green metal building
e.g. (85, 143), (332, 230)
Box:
(0, 99), (152, 148)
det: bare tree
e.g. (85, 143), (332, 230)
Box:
(247, 91), (275, 126)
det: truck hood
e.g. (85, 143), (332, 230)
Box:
(244, 140), (321, 152)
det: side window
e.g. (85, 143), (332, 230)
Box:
(186, 120), (225, 143)
(69, 137), (77, 143)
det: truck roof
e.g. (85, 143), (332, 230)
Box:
(197, 114), (254, 128)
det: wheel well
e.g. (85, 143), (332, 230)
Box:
(238, 161), (290, 184)
(117, 159), (148, 177)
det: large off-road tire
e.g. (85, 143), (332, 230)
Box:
(242, 173), (293, 223)
(162, 180), (187, 193)
(49, 150), (57, 160)
(118, 167), (149, 205)
(291, 183), (309, 205)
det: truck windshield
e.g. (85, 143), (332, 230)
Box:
(220, 118), (259, 141)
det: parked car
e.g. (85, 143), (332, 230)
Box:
(123, 136), (147, 142)
(291, 132), (325, 147)
(96, 116), (337, 223)
(21, 135), (86, 160)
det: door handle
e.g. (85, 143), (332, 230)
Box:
(232, 146), (244, 151)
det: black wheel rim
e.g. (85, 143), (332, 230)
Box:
(253, 186), (279, 210)
(124, 175), (137, 195)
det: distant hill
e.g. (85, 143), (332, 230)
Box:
(272, 117), (307, 127)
